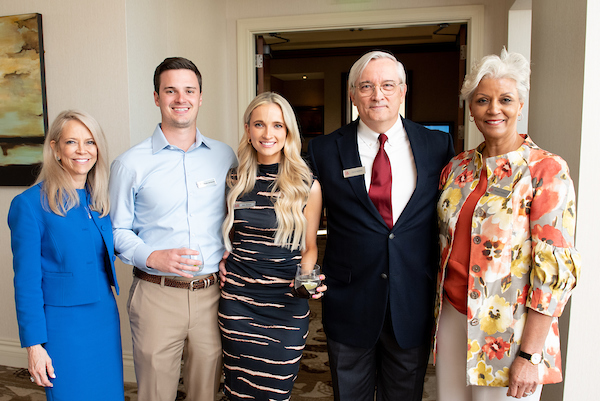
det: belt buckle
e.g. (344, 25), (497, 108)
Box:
(189, 279), (200, 291)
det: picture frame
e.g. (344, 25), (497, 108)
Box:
(0, 13), (48, 186)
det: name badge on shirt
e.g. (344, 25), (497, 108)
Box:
(343, 166), (366, 178)
(234, 201), (256, 209)
(488, 186), (511, 198)
(197, 178), (217, 188)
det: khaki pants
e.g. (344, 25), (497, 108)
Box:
(128, 275), (222, 401)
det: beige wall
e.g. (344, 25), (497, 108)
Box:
(0, 0), (130, 363)
(531, 1), (600, 400)
(0, 0), (518, 384)
(529, 1), (586, 399)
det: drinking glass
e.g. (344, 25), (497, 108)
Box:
(294, 263), (321, 298)
(182, 242), (204, 273)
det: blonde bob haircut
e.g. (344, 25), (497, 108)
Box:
(39, 109), (110, 217)
(348, 50), (407, 96)
(222, 92), (313, 251)
(461, 48), (530, 103)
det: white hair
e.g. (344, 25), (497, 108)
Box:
(461, 48), (530, 103)
(348, 50), (407, 96)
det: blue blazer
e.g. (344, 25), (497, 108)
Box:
(308, 118), (454, 349)
(8, 183), (119, 348)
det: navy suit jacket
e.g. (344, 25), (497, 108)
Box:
(308, 117), (454, 349)
(8, 183), (119, 347)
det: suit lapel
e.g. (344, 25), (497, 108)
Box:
(90, 210), (119, 292)
(336, 122), (389, 227)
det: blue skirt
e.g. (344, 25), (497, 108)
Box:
(43, 275), (123, 401)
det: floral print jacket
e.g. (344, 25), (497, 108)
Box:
(434, 135), (581, 387)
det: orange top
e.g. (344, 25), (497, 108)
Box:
(443, 172), (488, 314)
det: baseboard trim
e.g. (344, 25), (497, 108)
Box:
(0, 338), (136, 383)
(0, 338), (27, 369)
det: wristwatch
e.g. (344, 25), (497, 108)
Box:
(518, 350), (542, 365)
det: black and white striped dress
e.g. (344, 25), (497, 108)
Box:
(219, 163), (310, 400)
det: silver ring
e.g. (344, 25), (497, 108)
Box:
(524, 392), (533, 397)
(30, 377), (35, 382)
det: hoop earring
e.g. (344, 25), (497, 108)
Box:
(247, 138), (251, 144)
(56, 155), (61, 162)
(518, 114), (523, 121)
(469, 115), (474, 122)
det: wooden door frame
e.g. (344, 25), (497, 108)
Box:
(236, 5), (485, 149)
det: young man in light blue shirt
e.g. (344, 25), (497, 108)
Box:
(109, 57), (237, 401)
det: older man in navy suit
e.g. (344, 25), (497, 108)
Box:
(308, 51), (454, 401)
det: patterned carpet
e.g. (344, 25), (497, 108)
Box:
(0, 300), (436, 400)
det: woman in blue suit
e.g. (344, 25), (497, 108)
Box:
(8, 110), (124, 400)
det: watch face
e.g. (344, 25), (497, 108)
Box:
(531, 353), (542, 365)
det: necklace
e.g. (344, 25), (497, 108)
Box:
(84, 204), (92, 219)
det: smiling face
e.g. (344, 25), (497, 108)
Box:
(350, 57), (407, 133)
(246, 103), (287, 164)
(50, 120), (98, 188)
(469, 77), (524, 147)
(154, 69), (202, 134)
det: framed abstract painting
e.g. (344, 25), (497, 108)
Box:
(0, 13), (47, 186)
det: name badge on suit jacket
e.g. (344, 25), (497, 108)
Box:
(343, 166), (365, 178)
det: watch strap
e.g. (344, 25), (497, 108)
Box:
(518, 350), (541, 365)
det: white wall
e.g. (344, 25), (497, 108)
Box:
(563, 0), (600, 400)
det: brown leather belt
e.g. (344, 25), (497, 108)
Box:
(133, 267), (218, 291)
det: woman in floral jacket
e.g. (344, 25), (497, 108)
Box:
(434, 49), (581, 401)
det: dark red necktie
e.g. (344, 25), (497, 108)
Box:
(369, 134), (393, 229)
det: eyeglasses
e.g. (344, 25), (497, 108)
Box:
(355, 81), (402, 97)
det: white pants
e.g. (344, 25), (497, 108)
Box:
(436, 300), (543, 401)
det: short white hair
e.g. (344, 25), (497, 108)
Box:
(348, 51), (406, 96)
(461, 48), (530, 103)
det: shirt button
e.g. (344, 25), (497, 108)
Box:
(471, 265), (481, 273)
(381, 273), (388, 280)
(469, 291), (479, 299)
(470, 318), (479, 326)
(389, 233), (395, 239)
(473, 236), (481, 244)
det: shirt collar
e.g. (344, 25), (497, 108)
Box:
(151, 124), (210, 154)
(357, 115), (405, 147)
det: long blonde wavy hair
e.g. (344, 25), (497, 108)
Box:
(38, 110), (110, 217)
(222, 92), (313, 251)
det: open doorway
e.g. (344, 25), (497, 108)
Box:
(236, 5), (484, 150)
(256, 23), (467, 156)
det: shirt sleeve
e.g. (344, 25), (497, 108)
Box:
(527, 155), (581, 317)
(8, 194), (48, 347)
(109, 159), (154, 268)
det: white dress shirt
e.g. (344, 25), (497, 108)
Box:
(357, 116), (417, 226)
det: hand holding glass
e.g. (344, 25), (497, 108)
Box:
(182, 243), (204, 273)
(294, 264), (321, 298)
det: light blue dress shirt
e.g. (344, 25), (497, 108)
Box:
(109, 124), (237, 276)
